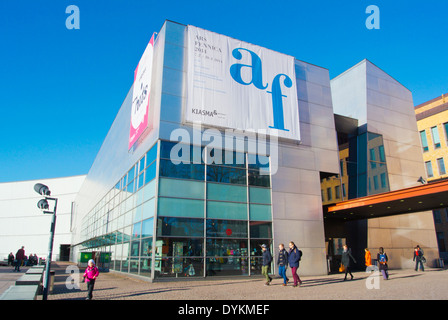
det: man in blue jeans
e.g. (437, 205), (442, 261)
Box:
(277, 244), (289, 286)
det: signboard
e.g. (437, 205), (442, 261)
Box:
(129, 33), (156, 150)
(185, 26), (300, 141)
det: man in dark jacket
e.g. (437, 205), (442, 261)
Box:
(288, 242), (302, 287)
(15, 246), (25, 272)
(261, 244), (272, 286)
(413, 245), (425, 272)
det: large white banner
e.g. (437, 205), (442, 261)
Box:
(185, 25), (300, 141)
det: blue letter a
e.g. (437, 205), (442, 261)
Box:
(230, 48), (267, 90)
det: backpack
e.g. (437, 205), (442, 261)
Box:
(379, 253), (387, 264)
(298, 250), (303, 261)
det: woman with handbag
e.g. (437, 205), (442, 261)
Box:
(341, 245), (356, 281)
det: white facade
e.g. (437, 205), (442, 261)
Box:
(0, 175), (86, 262)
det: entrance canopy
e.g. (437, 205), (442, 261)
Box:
(326, 179), (448, 220)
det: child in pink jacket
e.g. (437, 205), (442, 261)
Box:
(83, 259), (99, 300)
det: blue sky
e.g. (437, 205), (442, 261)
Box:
(0, 0), (447, 182)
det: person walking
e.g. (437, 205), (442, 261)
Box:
(413, 245), (425, 272)
(341, 245), (356, 281)
(261, 244), (272, 286)
(277, 244), (289, 286)
(365, 248), (372, 269)
(377, 247), (389, 280)
(14, 246), (25, 272)
(288, 241), (302, 287)
(83, 259), (99, 300)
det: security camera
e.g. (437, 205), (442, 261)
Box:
(37, 199), (49, 210)
(417, 176), (427, 185)
(34, 183), (51, 196)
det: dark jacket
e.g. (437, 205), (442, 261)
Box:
(341, 248), (356, 268)
(262, 249), (272, 266)
(288, 246), (302, 268)
(277, 249), (289, 267)
(16, 249), (25, 260)
(413, 248), (424, 261)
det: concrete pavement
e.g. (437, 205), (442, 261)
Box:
(0, 262), (448, 300)
(2, 262), (444, 300)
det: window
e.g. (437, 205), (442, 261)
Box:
(327, 188), (332, 201)
(380, 173), (387, 189)
(437, 232), (446, 253)
(369, 148), (377, 169)
(157, 217), (204, 237)
(340, 160), (344, 176)
(373, 175), (379, 190)
(207, 201), (247, 220)
(437, 158), (446, 176)
(335, 185), (341, 199)
(425, 161), (434, 178)
(207, 165), (246, 185)
(208, 183), (247, 202)
(433, 210), (442, 224)
(431, 126), (441, 149)
(249, 204), (271, 221)
(206, 219), (248, 238)
(157, 198), (204, 218)
(248, 170), (270, 187)
(159, 178), (205, 199)
(159, 159), (204, 181)
(444, 123), (448, 145)
(249, 187), (271, 204)
(249, 222), (272, 238)
(420, 130), (429, 152)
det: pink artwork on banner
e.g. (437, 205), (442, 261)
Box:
(129, 33), (155, 150)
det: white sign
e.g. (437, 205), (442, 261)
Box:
(185, 26), (300, 141)
(129, 33), (155, 150)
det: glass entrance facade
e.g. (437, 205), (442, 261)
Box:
(78, 140), (273, 279)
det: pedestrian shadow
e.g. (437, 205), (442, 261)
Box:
(51, 283), (117, 294)
(270, 276), (365, 288)
(386, 273), (422, 280)
(61, 287), (190, 300)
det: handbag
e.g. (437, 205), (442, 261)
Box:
(339, 263), (346, 272)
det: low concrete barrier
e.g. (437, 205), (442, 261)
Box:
(26, 268), (45, 275)
(0, 285), (39, 300)
(16, 274), (43, 286)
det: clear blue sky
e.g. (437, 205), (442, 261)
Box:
(0, 0), (447, 183)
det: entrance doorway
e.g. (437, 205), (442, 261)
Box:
(59, 244), (71, 261)
(324, 217), (367, 273)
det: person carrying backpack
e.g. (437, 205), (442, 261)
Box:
(377, 247), (389, 280)
(288, 241), (302, 287)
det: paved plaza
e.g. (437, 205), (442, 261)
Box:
(2, 262), (447, 301)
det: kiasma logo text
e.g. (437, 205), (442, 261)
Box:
(230, 48), (292, 132)
(191, 108), (218, 117)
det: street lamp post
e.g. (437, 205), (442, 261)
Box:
(34, 183), (58, 301)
